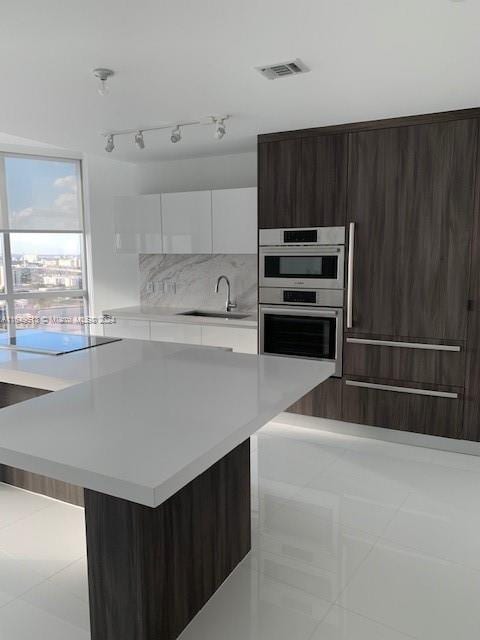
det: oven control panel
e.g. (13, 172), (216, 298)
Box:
(283, 290), (317, 304)
(259, 287), (344, 308)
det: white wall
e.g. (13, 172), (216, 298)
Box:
(83, 154), (140, 320)
(0, 132), (60, 148)
(135, 151), (257, 194)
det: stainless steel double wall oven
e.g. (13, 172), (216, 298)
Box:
(259, 227), (345, 376)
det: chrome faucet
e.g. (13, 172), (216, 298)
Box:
(215, 275), (237, 313)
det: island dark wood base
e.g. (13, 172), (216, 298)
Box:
(0, 464), (84, 506)
(84, 439), (251, 640)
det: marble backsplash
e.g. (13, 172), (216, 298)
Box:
(139, 254), (258, 312)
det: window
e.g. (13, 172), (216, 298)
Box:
(0, 154), (88, 335)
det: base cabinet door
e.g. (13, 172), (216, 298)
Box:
(287, 378), (342, 420)
(150, 321), (202, 345)
(104, 318), (150, 340)
(342, 377), (463, 438)
(201, 325), (257, 353)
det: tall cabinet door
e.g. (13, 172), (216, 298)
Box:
(463, 120), (480, 441)
(258, 139), (299, 229)
(347, 119), (477, 340)
(296, 134), (348, 227)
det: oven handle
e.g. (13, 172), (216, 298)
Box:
(259, 246), (343, 255)
(346, 222), (355, 329)
(259, 306), (340, 318)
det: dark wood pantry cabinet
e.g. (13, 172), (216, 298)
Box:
(346, 119), (477, 341)
(258, 108), (480, 442)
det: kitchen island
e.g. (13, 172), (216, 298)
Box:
(0, 338), (333, 640)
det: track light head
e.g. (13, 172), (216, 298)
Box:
(170, 125), (182, 144)
(105, 134), (115, 153)
(93, 68), (114, 96)
(135, 130), (145, 149)
(214, 118), (226, 140)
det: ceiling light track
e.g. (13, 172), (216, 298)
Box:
(102, 116), (230, 152)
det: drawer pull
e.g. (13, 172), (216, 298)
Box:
(345, 379), (458, 399)
(346, 338), (460, 352)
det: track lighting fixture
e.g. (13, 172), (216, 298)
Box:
(214, 117), (226, 140)
(170, 125), (182, 144)
(135, 130), (145, 149)
(101, 116), (230, 153)
(93, 68), (114, 96)
(105, 134), (115, 153)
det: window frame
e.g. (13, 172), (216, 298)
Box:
(0, 151), (89, 336)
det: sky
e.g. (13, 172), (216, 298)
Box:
(3, 157), (82, 254)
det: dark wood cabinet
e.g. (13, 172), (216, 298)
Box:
(258, 139), (299, 228)
(463, 119), (480, 441)
(258, 134), (348, 229)
(343, 338), (465, 387)
(347, 119), (477, 340)
(287, 378), (342, 420)
(258, 109), (480, 442)
(342, 376), (463, 439)
(296, 135), (347, 227)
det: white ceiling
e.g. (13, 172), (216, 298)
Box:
(0, 0), (478, 162)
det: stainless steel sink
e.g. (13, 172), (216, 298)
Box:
(178, 310), (250, 320)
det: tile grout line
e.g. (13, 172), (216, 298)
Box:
(329, 602), (421, 640)
(0, 551), (88, 613)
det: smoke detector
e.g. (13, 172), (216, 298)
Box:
(256, 58), (309, 80)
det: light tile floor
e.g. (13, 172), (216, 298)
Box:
(2, 420), (480, 639)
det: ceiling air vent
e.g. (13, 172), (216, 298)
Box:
(256, 59), (310, 80)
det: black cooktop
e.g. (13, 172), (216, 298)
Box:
(0, 331), (121, 355)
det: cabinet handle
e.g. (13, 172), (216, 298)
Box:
(345, 379), (458, 399)
(346, 222), (355, 329)
(346, 338), (461, 352)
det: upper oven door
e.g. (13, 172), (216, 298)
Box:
(259, 245), (345, 289)
(259, 305), (343, 376)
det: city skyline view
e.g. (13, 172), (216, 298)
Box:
(0, 155), (86, 333)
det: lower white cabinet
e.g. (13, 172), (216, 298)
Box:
(150, 321), (202, 345)
(201, 325), (257, 354)
(103, 314), (257, 353)
(104, 318), (150, 340)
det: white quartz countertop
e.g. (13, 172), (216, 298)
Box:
(0, 339), (333, 506)
(0, 338), (197, 390)
(103, 305), (258, 328)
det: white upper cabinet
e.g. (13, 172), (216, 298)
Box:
(114, 188), (257, 254)
(161, 191), (212, 254)
(212, 188), (257, 254)
(113, 195), (162, 253)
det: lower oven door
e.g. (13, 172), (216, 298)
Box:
(259, 305), (343, 376)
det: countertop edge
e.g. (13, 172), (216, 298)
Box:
(103, 306), (258, 329)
